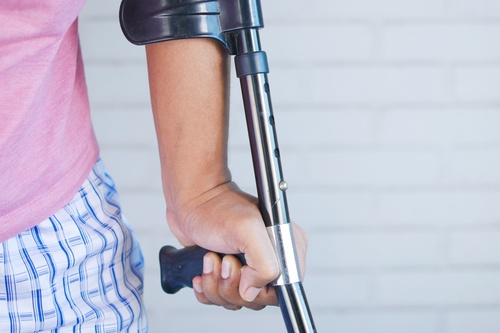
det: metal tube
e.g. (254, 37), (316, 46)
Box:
(232, 20), (317, 333)
(238, 72), (290, 227)
(277, 283), (317, 333)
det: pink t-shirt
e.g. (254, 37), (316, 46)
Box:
(0, 1), (99, 241)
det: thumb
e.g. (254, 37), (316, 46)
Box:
(239, 233), (280, 302)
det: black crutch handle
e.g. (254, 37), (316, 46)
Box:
(159, 245), (246, 294)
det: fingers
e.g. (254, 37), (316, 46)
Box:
(220, 255), (278, 309)
(237, 219), (280, 302)
(192, 252), (278, 310)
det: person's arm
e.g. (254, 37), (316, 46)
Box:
(146, 38), (307, 309)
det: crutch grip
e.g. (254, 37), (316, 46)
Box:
(159, 245), (246, 294)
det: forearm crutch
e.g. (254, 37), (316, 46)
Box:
(119, 1), (317, 331)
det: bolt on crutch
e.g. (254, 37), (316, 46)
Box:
(119, 0), (317, 331)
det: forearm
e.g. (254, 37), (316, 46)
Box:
(146, 38), (232, 212)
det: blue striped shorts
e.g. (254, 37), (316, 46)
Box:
(0, 158), (148, 332)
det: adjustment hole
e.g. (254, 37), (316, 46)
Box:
(269, 115), (275, 126)
(264, 82), (270, 94)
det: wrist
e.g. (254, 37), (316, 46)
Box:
(163, 166), (232, 217)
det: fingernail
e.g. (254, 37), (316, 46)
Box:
(193, 279), (203, 294)
(203, 255), (213, 275)
(221, 258), (230, 279)
(244, 287), (261, 302)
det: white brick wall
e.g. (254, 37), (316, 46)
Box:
(79, 0), (500, 332)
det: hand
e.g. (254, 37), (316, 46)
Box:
(166, 181), (308, 310)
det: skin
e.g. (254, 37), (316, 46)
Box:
(145, 38), (307, 310)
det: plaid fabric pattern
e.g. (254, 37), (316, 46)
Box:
(0, 158), (147, 332)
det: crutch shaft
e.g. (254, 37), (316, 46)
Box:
(231, 21), (317, 333)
